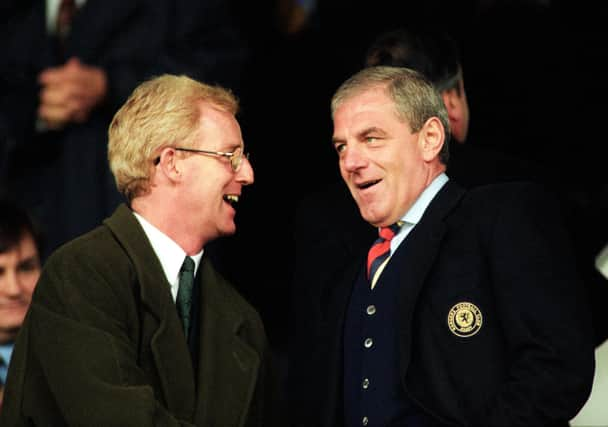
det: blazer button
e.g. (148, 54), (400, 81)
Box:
(362, 416), (369, 426)
(362, 378), (370, 389)
(366, 305), (376, 315)
(364, 338), (373, 348)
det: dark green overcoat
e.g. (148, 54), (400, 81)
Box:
(0, 205), (274, 426)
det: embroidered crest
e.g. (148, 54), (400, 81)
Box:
(447, 302), (482, 337)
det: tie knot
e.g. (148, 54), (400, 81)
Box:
(378, 222), (402, 241)
(181, 256), (195, 274)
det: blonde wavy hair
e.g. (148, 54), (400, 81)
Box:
(108, 74), (239, 202)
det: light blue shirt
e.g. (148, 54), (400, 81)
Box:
(390, 173), (449, 252)
(0, 343), (13, 384)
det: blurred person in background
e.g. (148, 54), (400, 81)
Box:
(0, 197), (43, 409)
(0, 0), (248, 258)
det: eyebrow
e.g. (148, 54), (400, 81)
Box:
(332, 126), (387, 145)
(18, 255), (39, 266)
(359, 126), (386, 138)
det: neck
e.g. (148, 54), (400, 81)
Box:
(131, 195), (206, 255)
(426, 163), (446, 186)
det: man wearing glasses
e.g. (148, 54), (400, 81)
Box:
(0, 74), (279, 426)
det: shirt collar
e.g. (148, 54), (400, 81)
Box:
(132, 212), (203, 300)
(0, 343), (13, 365)
(400, 173), (449, 226)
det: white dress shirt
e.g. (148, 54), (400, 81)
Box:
(133, 212), (202, 301)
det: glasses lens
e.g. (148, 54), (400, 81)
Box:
(231, 146), (243, 171)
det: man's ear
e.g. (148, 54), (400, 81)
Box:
(418, 117), (445, 162)
(156, 147), (182, 182)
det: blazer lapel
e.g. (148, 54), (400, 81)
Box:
(194, 257), (260, 427)
(104, 205), (196, 419)
(317, 181), (465, 425)
(391, 181), (465, 374)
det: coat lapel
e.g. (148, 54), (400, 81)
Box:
(104, 205), (196, 419)
(194, 257), (260, 427)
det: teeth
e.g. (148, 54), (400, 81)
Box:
(223, 194), (239, 205)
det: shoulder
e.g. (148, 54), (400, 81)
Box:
(442, 180), (565, 235)
(462, 180), (559, 210)
(45, 222), (131, 278)
(37, 221), (136, 310)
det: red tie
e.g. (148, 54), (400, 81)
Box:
(367, 223), (401, 283)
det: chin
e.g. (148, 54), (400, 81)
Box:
(0, 315), (26, 333)
(358, 208), (378, 226)
(219, 223), (237, 236)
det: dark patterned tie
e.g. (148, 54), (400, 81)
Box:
(176, 256), (195, 339)
(56, 0), (77, 56)
(367, 223), (401, 286)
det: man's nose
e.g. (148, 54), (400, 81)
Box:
(1, 270), (22, 297)
(237, 156), (254, 185)
(341, 144), (367, 172)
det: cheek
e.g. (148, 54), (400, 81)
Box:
(21, 273), (40, 296)
(339, 162), (348, 179)
(189, 174), (220, 201)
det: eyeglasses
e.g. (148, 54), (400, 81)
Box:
(154, 146), (249, 172)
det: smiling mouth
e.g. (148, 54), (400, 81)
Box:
(357, 179), (381, 190)
(223, 194), (240, 207)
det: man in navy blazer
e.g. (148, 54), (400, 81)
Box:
(290, 66), (594, 426)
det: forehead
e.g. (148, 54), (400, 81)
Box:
(0, 234), (37, 265)
(333, 87), (401, 134)
(196, 103), (242, 147)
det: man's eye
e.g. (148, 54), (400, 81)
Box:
(335, 144), (346, 154)
(365, 136), (377, 143)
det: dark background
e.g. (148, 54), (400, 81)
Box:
(215, 0), (608, 351)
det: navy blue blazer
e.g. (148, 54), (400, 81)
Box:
(290, 180), (594, 427)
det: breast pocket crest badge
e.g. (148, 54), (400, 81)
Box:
(447, 301), (482, 337)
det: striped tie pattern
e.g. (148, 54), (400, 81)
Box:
(366, 223), (401, 285)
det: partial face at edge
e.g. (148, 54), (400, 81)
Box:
(0, 233), (41, 343)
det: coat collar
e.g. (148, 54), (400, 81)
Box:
(104, 205), (196, 416)
(104, 205), (260, 425)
